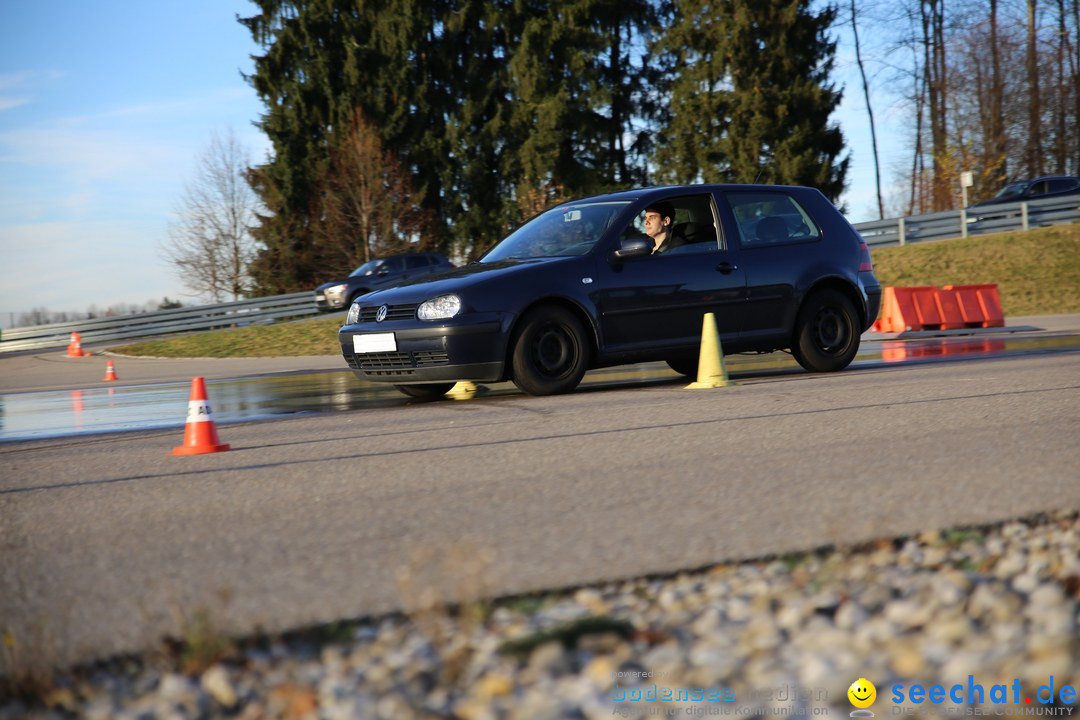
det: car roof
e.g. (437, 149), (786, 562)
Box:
(553, 183), (818, 206)
(370, 251), (446, 259)
(1013, 175), (1079, 183)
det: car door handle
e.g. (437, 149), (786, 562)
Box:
(716, 262), (738, 274)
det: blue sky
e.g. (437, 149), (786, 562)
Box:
(0, 1), (905, 327)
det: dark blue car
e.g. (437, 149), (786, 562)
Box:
(314, 252), (454, 311)
(339, 185), (881, 397)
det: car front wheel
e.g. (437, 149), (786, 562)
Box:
(666, 355), (698, 378)
(510, 306), (588, 395)
(791, 289), (860, 372)
(394, 383), (455, 400)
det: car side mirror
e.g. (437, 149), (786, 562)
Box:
(611, 237), (652, 260)
(376, 267), (390, 276)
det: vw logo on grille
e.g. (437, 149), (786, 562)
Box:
(375, 305), (388, 323)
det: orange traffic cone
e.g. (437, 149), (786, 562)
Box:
(172, 377), (231, 455)
(102, 360), (118, 381)
(67, 332), (87, 357)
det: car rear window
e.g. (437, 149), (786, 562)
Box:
(725, 192), (821, 246)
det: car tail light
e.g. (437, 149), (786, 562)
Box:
(858, 239), (874, 272)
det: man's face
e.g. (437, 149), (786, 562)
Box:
(643, 210), (668, 239)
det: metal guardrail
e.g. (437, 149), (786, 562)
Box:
(853, 194), (1080, 248)
(0, 292), (320, 353)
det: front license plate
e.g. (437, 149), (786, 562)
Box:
(353, 333), (396, 353)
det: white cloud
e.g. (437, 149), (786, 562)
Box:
(0, 97), (29, 112)
(0, 69), (65, 113)
(0, 220), (186, 315)
(0, 125), (185, 183)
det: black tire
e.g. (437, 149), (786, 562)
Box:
(666, 355), (698, 377)
(394, 383), (455, 400)
(510, 306), (589, 396)
(791, 289), (860, 372)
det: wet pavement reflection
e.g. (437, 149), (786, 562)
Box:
(2, 333), (1077, 442)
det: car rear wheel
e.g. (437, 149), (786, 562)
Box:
(510, 306), (588, 396)
(394, 383), (455, 400)
(791, 289), (860, 372)
(666, 355), (698, 378)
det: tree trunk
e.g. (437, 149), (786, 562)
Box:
(850, 0), (884, 219)
(922, 0), (949, 211)
(988, 0), (1007, 183)
(1055, 0), (1068, 173)
(1026, 0), (1044, 177)
(1074, 0), (1080, 171)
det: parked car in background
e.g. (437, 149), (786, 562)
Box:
(972, 175), (1080, 207)
(338, 184), (881, 398)
(966, 175), (1080, 228)
(314, 252), (454, 311)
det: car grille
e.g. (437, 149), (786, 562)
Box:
(357, 304), (419, 322)
(344, 349), (450, 373)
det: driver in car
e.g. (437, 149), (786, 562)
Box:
(643, 201), (683, 254)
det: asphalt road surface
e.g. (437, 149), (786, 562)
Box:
(2, 343), (1078, 673)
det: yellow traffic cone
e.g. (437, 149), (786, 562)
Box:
(686, 312), (736, 389)
(446, 381), (480, 400)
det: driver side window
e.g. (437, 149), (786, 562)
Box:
(620, 194), (721, 254)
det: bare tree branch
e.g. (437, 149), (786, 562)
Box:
(163, 129), (261, 302)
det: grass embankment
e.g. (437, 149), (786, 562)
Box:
(113, 314), (345, 358)
(113, 224), (1080, 358)
(870, 223), (1080, 316)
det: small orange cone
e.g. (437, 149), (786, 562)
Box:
(172, 377), (230, 455)
(67, 331), (89, 357)
(102, 360), (118, 381)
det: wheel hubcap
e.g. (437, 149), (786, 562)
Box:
(534, 325), (574, 376)
(815, 308), (848, 352)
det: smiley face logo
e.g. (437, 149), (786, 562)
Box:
(848, 678), (877, 711)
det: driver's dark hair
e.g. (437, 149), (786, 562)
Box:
(645, 201), (675, 222)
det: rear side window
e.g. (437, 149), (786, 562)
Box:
(1048, 178), (1079, 193)
(405, 255), (429, 269)
(726, 192), (821, 247)
(1027, 180), (1051, 196)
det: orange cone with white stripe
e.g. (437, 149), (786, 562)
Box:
(67, 332), (89, 357)
(171, 377), (230, 455)
(102, 360), (118, 381)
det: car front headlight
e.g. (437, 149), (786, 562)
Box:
(326, 283), (347, 296)
(346, 302), (361, 324)
(417, 294), (462, 321)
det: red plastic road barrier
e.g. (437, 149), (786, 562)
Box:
(873, 284), (1005, 332)
(942, 284), (1004, 328)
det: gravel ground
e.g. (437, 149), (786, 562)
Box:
(2, 511), (1078, 720)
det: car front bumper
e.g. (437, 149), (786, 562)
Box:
(315, 287), (348, 311)
(339, 312), (508, 383)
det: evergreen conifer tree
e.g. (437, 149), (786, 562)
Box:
(654, 0), (848, 201)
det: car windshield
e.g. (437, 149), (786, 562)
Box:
(348, 259), (385, 277)
(992, 181), (1029, 200)
(481, 201), (630, 262)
